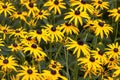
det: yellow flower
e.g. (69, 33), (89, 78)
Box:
(61, 22), (79, 35)
(94, 20), (113, 38)
(9, 27), (27, 38)
(8, 42), (22, 52)
(112, 66), (120, 77)
(0, 1), (16, 17)
(64, 9), (90, 26)
(25, 2), (39, 17)
(41, 70), (68, 80)
(0, 25), (12, 39)
(108, 7), (120, 22)
(29, 29), (49, 43)
(0, 55), (18, 72)
(44, 24), (64, 43)
(20, 0), (36, 5)
(48, 60), (63, 71)
(66, 38), (90, 58)
(91, 48), (107, 65)
(17, 66), (41, 80)
(71, 0), (94, 14)
(23, 43), (47, 58)
(26, 18), (37, 27)
(78, 56), (103, 78)
(106, 42), (120, 59)
(9, 11), (27, 22)
(44, 0), (66, 14)
(35, 10), (50, 20)
(92, 0), (109, 10)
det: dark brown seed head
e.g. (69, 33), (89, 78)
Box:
(13, 43), (18, 47)
(27, 69), (33, 74)
(98, 1), (102, 4)
(31, 44), (37, 48)
(29, 3), (34, 8)
(114, 48), (118, 52)
(51, 27), (56, 32)
(77, 40), (84, 45)
(51, 70), (56, 75)
(36, 30), (42, 34)
(81, 0), (86, 4)
(3, 59), (9, 64)
(98, 22), (104, 27)
(65, 22), (71, 26)
(2, 5), (7, 9)
(89, 57), (95, 62)
(54, 0), (59, 5)
(98, 50), (104, 55)
(75, 10), (80, 15)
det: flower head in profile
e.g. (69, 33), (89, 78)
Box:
(71, 0), (94, 14)
(0, 55), (18, 72)
(44, 0), (66, 14)
(17, 66), (41, 80)
(23, 43), (47, 58)
(78, 56), (103, 78)
(61, 22), (79, 35)
(66, 38), (90, 58)
(0, 1), (16, 17)
(93, 20), (113, 38)
(108, 7), (120, 22)
(64, 9), (90, 26)
(106, 42), (120, 59)
(92, 0), (109, 10)
(44, 24), (64, 43)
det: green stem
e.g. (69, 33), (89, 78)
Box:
(38, 62), (41, 73)
(114, 21), (118, 42)
(64, 47), (70, 80)
(55, 45), (62, 59)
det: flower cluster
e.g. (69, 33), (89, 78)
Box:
(0, 0), (120, 80)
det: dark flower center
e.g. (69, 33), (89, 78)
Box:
(110, 58), (114, 61)
(98, 1), (102, 4)
(2, 5), (7, 9)
(15, 30), (20, 33)
(114, 48), (118, 52)
(17, 12), (22, 15)
(26, 37), (32, 41)
(98, 50), (104, 55)
(3, 29), (7, 33)
(65, 22), (71, 26)
(98, 22), (104, 27)
(118, 10), (120, 14)
(37, 30), (42, 34)
(51, 70), (56, 75)
(52, 65), (56, 68)
(89, 57), (95, 62)
(77, 40), (84, 45)
(31, 44), (37, 48)
(13, 43), (18, 47)
(51, 27), (56, 32)
(29, 2), (34, 8)
(39, 12), (43, 15)
(90, 24), (94, 26)
(75, 10), (80, 15)
(81, 0), (86, 4)
(3, 59), (9, 64)
(54, 0), (59, 5)
(27, 69), (33, 74)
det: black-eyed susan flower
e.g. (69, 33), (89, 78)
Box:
(94, 20), (113, 38)
(71, 0), (94, 14)
(106, 42), (120, 59)
(0, 1), (16, 17)
(34, 54), (46, 62)
(9, 27), (27, 38)
(9, 11), (27, 22)
(44, 0), (66, 14)
(0, 55), (18, 72)
(25, 2), (39, 17)
(78, 56), (103, 78)
(8, 42), (22, 52)
(91, 48), (107, 65)
(61, 22), (79, 35)
(20, 35), (36, 45)
(20, 0), (36, 5)
(44, 24), (64, 43)
(29, 29), (49, 43)
(26, 18), (37, 27)
(92, 9), (103, 17)
(48, 60), (63, 71)
(0, 25), (12, 39)
(35, 10), (50, 20)
(92, 0), (109, 10)
(41, 70), (67, 80)
(64, 9), (90, 26)
(108, 7), (120, 22)
(17, 66), (41, 80)
(23, 43), (47, 58)
(66, 38), (90, 58)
